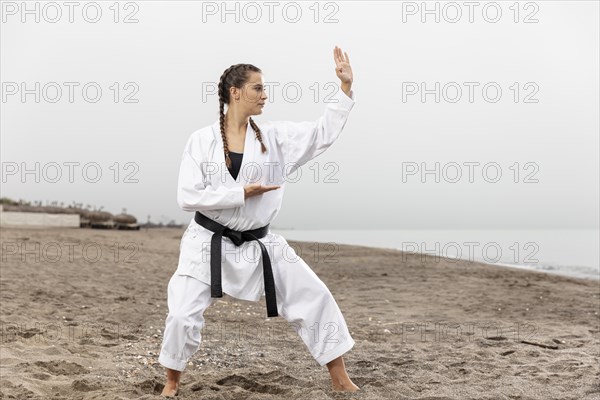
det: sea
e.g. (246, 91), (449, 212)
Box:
(270, 229), (600, 281)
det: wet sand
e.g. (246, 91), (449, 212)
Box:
(1, 226), (598, 399)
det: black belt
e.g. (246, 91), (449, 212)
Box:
(194, 211), (279, 318)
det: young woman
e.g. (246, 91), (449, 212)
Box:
(159, 46), (359, 396)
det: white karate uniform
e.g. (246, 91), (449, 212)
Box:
(158, 88), (356, 372)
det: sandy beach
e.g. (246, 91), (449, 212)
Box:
(1, 226), (598, 399)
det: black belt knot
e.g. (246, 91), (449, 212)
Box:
(223, 228), (244, 246)
(194, 211), (279, 318)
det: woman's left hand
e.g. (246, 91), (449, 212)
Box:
(334, 46), (353, 84)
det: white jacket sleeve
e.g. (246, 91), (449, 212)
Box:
(273, 88), (355, 175)
(177, 144), (245, 212)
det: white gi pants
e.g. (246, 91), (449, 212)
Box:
(157, 253), (355, 371)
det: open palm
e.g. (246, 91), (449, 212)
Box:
(334, 46), (353, 84)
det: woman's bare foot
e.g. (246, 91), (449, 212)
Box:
(326, 356), (361, 392)
(161, 368), (181, 397)
(332, 379), (361, 392)
(161, 382), (179, 397)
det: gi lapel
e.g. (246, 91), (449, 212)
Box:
(211, 120), (257, 186)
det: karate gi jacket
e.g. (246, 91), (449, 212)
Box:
(174, 89), (356, 301)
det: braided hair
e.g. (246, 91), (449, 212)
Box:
(218, 64), (268, 169)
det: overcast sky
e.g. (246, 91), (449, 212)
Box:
(1, 1), (598, 229)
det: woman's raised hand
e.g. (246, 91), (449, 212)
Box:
(244, 183), (281, 199)
(334, 45), (353, 84)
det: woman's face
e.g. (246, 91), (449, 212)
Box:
(232, 72), (268, 115)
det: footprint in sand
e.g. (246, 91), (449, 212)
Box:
(216, 374), (290, 395)
(34, 360), (88, 375)
(71, 378), (102, 392)
(134, 378), (163, 395)
(270, 374), (313, 388)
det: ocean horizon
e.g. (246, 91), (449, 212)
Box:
(270, 228), (600, 281)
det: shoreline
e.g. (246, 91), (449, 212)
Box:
(272, 228), (600, 282)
